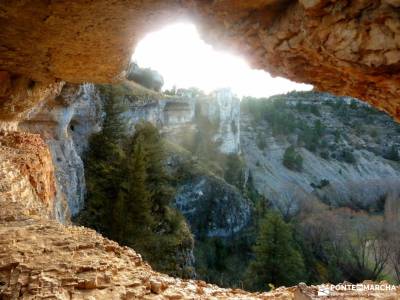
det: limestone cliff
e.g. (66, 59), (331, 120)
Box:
(19, 83), (102, 219)
(196, 89), (241, 155)
(22, 82), (241, 220)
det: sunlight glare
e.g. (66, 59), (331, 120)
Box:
(133, 23), (312, 97)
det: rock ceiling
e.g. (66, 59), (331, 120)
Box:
(1, 0), (400, 119)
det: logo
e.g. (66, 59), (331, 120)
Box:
(318, 285), (330, 297)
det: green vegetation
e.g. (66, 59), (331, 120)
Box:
(224, 154), (245, 187)
(192, 180), (270, 289)
(385, 145), (400, 161)
(246, 212), (305, 291)
(256, 132), (267, 150)
(342, 149), (356, 164)
(194, 233), (255, 288)
(241, 96), (297, 136)
(283, 146), (303, 171)
(98, 81), (163, 103)
(75, 86), (400, 291)
(240, 95), (386, 165)
(76, 92), (193, 278)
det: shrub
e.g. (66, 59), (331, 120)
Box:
(283, 146), (303, 171)
(370, 129), (378, 138)
(310, 105), (321, 116)
(343, 149), (356, 164)
(385, 145), (400, 161)
(256, 132), (267, 150)
(224, 154), (244, 188)
(311, 179), (330, 189)
(320, 151), (330, 160)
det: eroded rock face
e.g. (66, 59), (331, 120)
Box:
(174, 176), (251, 238)
(0, 131), (55, 221)
(19, 83), (102, 218)
(2, 1), (400, 120)
(0, 71), (64, 120)
(198, 89), (241, 154)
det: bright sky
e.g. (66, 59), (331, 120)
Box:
(133, 23), (312, 97)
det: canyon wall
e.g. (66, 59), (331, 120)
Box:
(197, 89), (241, 154)
(2, 0), (400, 298)
(34, 81), (400, 240)
(0, 101), (399, 298)
(241, 93), (400, 217)
(19, 83), (102, 219)
(21, 82), (242, 221)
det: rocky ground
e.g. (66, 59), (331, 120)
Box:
(0, 131), (399, 299)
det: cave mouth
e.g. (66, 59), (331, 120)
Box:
(132, 22), (313, 98)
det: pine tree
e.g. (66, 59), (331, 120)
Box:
(126, 137), (154, 233)
(131, 122), (175, 212)
(246, 212), (305, 291)
(78, 88), (126, 235)
(79, 113), (193, 278)
(283, 146), (303, 171)
(386, 144), (400, 161)
(114, 136), (155, 250)
(126, 122), (193, 277)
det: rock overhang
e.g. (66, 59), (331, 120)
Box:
(1, 0), (400, 121)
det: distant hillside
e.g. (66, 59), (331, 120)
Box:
(241, 92), (400, 216)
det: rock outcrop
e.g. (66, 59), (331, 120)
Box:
(2, 1), (400, 120)
(174, 175), (251, 238)
(0, 131), (55, 222)
(197, 89), (241, 154)
(126, 63), (164, 92)
(19, 83), (102, 218)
